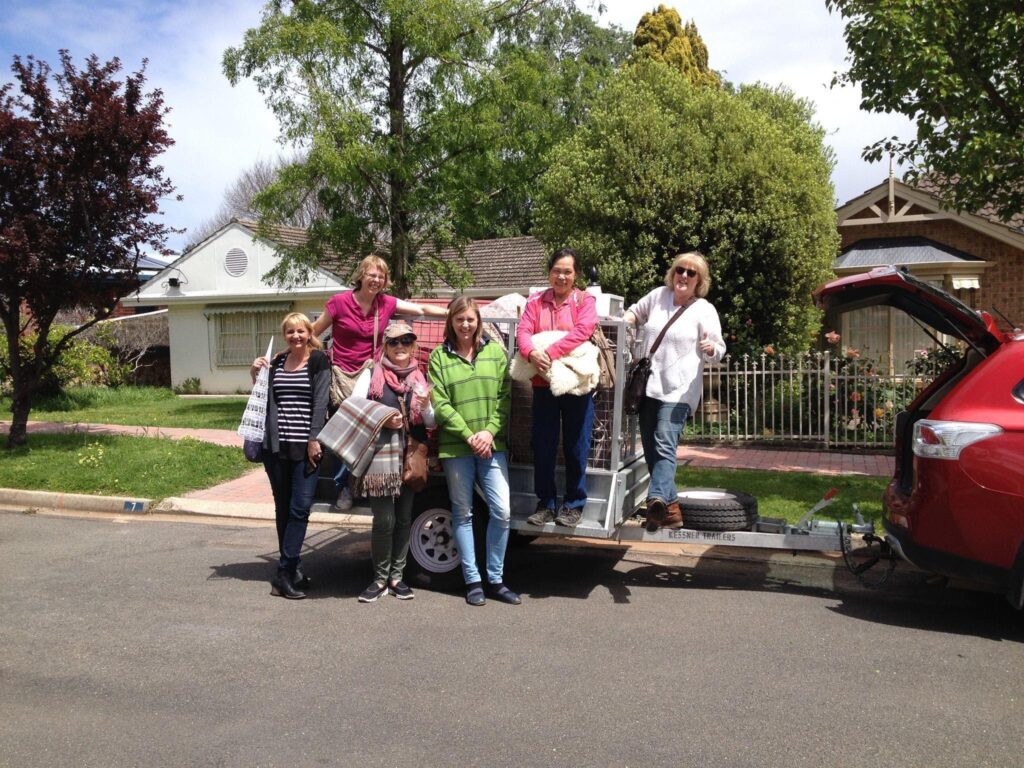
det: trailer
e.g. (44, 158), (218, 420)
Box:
(312, 313), (883, 585)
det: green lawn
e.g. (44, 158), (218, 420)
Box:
(1, 386), (887, 521)
(681, 466), (888, 526)
(1, 387), (246, 430)
(0, 432), (251, 498)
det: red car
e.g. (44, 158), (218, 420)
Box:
(815, 267), (1024, 608)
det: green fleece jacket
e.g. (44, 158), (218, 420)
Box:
(428, 337), (510, 459)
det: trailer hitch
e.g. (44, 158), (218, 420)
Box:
(839, 504), (897, 588)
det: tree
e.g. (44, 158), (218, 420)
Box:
(223, 0), (630, 296)
(631, 4), (720, 88)
(187, 154), (327, 248)
(0, 52), (176, 447)
(534, 60), (839, 355)
(827, 0), (1024, 222)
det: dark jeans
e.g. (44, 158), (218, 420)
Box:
(263, 453), (319, 571)
(531, 387), (595, 510)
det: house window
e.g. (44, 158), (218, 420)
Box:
(842, 305), (944, 373)
(214, 310), (282, 366)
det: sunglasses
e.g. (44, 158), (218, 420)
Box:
(674, 266), (699, 278)
(385, 335), (416, 347)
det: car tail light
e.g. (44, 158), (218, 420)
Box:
(912, 419), (1003, 460)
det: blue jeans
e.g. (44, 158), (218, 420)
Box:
(262, 454), (319, 571)
(638, 398), (691, 504)
(441, 451), (511, 585)
(531, 387), (594, 510)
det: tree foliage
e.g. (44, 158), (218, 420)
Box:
(187, 154), (327, 248)
(827, 0), (1024, 222)
(630, 4), (719, 88)
(223, 0), (629, 296)
(0, 52), (176, 447)
(534, 61), (839, 355)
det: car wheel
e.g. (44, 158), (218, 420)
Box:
(676, 488), (758, 531)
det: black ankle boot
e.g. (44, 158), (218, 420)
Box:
(270, 569), (306, 599)
(293, 567), (310, 590)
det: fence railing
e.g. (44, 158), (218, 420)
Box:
(691, 351), (944, 448)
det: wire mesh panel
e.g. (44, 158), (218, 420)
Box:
(504, 317), (638, 472)
(397, 315), (639, 472)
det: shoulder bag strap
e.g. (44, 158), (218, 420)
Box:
(648, 302), (689, 357)
(373, 306), (379, 359)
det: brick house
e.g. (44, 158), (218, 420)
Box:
(831, 177), (1024, 371)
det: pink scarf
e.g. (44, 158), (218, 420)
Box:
(368, 351), (427, 425)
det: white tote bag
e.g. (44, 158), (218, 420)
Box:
(237, 338), (273, 459)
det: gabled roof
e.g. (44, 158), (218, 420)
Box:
(835, 236), (985, 270)
(233, 218), (367, 282)
(433, 236), (547, 290)
(836, 178), (1024, 251)
(237, 220), (548, 294)
(913, 177), (1024, 234)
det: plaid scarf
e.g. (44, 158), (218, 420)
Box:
(317, 395), (403, 498)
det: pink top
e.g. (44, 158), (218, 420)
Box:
(325, 291), (399, 371)
(516, 288), (598, 388)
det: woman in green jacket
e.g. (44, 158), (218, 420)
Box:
(428, 297), (520, 607)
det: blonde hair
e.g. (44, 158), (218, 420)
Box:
(352, 255), (390, 291)
(664, 251), (711, 298)
(444, 296), (483, 349)
(280, 312), (323, 350)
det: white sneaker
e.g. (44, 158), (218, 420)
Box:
(335, 488), (353, 511)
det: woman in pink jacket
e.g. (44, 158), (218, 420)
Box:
(516, 247), (598, 528)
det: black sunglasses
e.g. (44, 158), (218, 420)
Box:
(386, 335), (416, 347)
(674, 266), (698, 278)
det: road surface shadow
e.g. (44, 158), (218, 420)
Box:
(207, 527), (375, 600)
(207, 526), (1023, 639)
(506, 541), (1024, 642)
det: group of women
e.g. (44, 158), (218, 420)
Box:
(251, 249), (724, 605)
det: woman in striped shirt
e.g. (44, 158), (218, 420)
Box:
(251, 312), (331, 599)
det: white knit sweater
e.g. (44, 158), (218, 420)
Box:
(627, 287), (726, 410)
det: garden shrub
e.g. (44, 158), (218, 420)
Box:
(0, 324), (129, 397)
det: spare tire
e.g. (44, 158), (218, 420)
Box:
(676, 488), (758, 531)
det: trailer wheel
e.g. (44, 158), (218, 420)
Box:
(405, 487), (485, 589)
(676, 488), (757, 531)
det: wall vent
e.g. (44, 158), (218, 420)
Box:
(224, 248), (248, 277)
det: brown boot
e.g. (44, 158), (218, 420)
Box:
(661, 501), (684, 530)
(645, 497), (667, 532)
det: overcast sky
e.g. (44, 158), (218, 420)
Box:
(1, 0), (915, 255)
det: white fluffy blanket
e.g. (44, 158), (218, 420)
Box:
(510, 330), (600, 396)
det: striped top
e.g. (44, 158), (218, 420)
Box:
(272, 362), (313, 445)
(428, 337), (510, 459)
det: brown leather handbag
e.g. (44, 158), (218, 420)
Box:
(399, 399), (429, 492)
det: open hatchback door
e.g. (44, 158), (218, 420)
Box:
(813, 266), (1007, 352)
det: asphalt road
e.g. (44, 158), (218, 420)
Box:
(1, 511), (1021, 768)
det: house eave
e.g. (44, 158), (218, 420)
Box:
(836, 180), (1024, 251)
(122, 286), (342, 306)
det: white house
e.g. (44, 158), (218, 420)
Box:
(125, 220), (347, 393)
(126, 219), (555, 392)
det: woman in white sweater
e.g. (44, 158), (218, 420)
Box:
(623, 252), (726, 531)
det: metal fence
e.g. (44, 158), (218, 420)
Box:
(690, 351), (945, 448)
(409, 314), (947, 450)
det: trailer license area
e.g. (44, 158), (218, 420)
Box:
(666, 530), (737, 542)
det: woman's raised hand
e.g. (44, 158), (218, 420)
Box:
(699, 333), (716, 356)
(250, 356), (269, 383)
